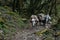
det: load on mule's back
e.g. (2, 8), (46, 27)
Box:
(30, 15), (39, 27)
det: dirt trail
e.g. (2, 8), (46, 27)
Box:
(11, 26), (46, 40)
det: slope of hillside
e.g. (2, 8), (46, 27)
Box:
(0, 6), (27, 40)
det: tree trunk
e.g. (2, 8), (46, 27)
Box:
(30, 0), (34, 14)
(12, 0), (16, 12)
(18, 0), (23, 14)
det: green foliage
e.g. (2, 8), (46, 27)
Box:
(0, 24), (2, 29)
(45, 37), (54, 40)
(35, 29), (48, 36)
(57, 5), (60, 18)
(44, 31), (50, 35)
(0, 0), (60, 40)
(54, 23), (60, 30)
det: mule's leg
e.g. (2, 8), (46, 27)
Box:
(35, 21), (38, 26)
(42, 20), (46, 26)
(32, 21), (36, 27)
(39, 20), (42, 26)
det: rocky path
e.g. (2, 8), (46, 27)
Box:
(12, 26), (46, 40)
